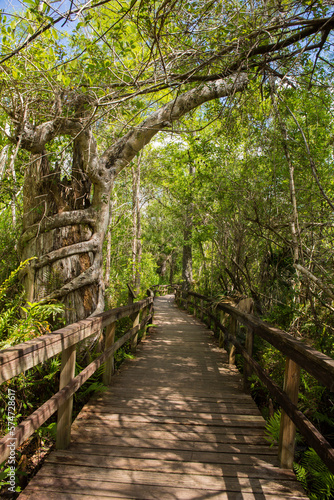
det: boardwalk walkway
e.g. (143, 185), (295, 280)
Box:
(19, 295), (308, 499)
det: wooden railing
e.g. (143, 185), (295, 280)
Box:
(176, 289), (334, 474)
(0, 294), (154, 464)
(151, 284), (178, 296)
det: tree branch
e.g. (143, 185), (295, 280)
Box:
(20, 208), (97, 247)
(295, 263), (334, 301)
(20, 119), (85, 153)
(32, 235), (100, 270)
(101, 73), (248, 174)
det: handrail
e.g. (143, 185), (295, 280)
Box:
(175, 289), (334, 474)
(150, 284), (178, 296)
(0, 295), (154, 464)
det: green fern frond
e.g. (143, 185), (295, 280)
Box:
(265, 410), (281, 446)
(80, 381), (107, 397)
(295, 448), (334, 500)
(0, 258), (36, 301)
(293, 462), (308, 489)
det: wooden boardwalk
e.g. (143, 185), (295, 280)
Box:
(19, 295), (308, 499)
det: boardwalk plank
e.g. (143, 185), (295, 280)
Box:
(46, 452), (294, 479)
(18, 295), (309, 499)
(31, 465), (307, 495)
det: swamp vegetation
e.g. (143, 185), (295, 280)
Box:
(0, 0), (334, 497)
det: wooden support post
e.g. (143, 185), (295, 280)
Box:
(193, 297), (197, 318)
(131, 310), (140, 353)
(103, 322), (116, 385)
(229, 317), (236, 365)
(142, 305), (149, 340)
(127, 283), (137, 303)
(243, 327), (254, 391)
(56, 344), (76, 449)
(279, 358), (301, 469)
(148, 301), (154, 333)
(200, 299), (203, 322)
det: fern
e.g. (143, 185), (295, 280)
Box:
(294, 462), (308, 489)
(265, 410), (281, 446)
(0, 258), (35, 302)
(294, 448), (334, 500)
(80, 381), (107, 397)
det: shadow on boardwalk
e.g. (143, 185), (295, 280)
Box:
(19, 295), (309, 500)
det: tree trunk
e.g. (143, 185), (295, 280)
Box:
(104, 200), (114, 289)
(131, 153), (142, 294)
(169, 251), (176, 284)
(17, 74), (247, 322)
(182, 162), (195, 291)
(20, 142), (106, 323)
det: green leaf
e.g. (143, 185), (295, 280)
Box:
(62, 75), (71, 86)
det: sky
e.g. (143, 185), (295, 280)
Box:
(1, 0), (75, 14)
(0, 0), (80, 37)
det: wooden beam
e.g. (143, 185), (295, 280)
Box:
(0, 298), (153, 383)
(56, 344), (76, 449)
(0, 313), (151, 464)
(131, 311), (140, 353)
(187, 292), (334, 393)
(103, 322), (116, 386)
(231, 337), (334, 474)
(279, 358), (301, 469)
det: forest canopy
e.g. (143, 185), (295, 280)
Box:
(0, 0), (333, 325)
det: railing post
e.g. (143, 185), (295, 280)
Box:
(193, 296), (197, 317)
(128, 287), (140, 353)
(131, 309), (140, 352)
(229, 317), (236, 365)
(146, 289), (154, 337)
(200, 299), (203, 321)
(279, 357), (301, 469)
(243, 327), (254, 390)
(56, 344), (76, 449)
(103, 322), (116, 385)
(142, 304), (149, 340)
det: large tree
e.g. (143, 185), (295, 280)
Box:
(1, 0), (333, 321)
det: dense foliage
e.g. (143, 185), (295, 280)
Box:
(0, 0), (334, 497)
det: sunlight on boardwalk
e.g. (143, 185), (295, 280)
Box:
(19, 295), (308, 500)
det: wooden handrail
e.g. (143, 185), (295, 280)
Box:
(0, 296), (154, 464)
(151, 284), (178, 296)
(176, 289), (334, 474)
(187, 291), (334, 391)
(0, 299), (152, 384)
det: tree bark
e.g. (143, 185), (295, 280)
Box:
(131, 153), (142, 294)
(18, 74), (248, 322)
(182, 161), (195, 291)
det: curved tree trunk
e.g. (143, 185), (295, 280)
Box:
(17, 74), (247, 323)
(19, 142), (108, 323)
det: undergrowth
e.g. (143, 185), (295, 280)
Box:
(0, 263), (148, 496)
